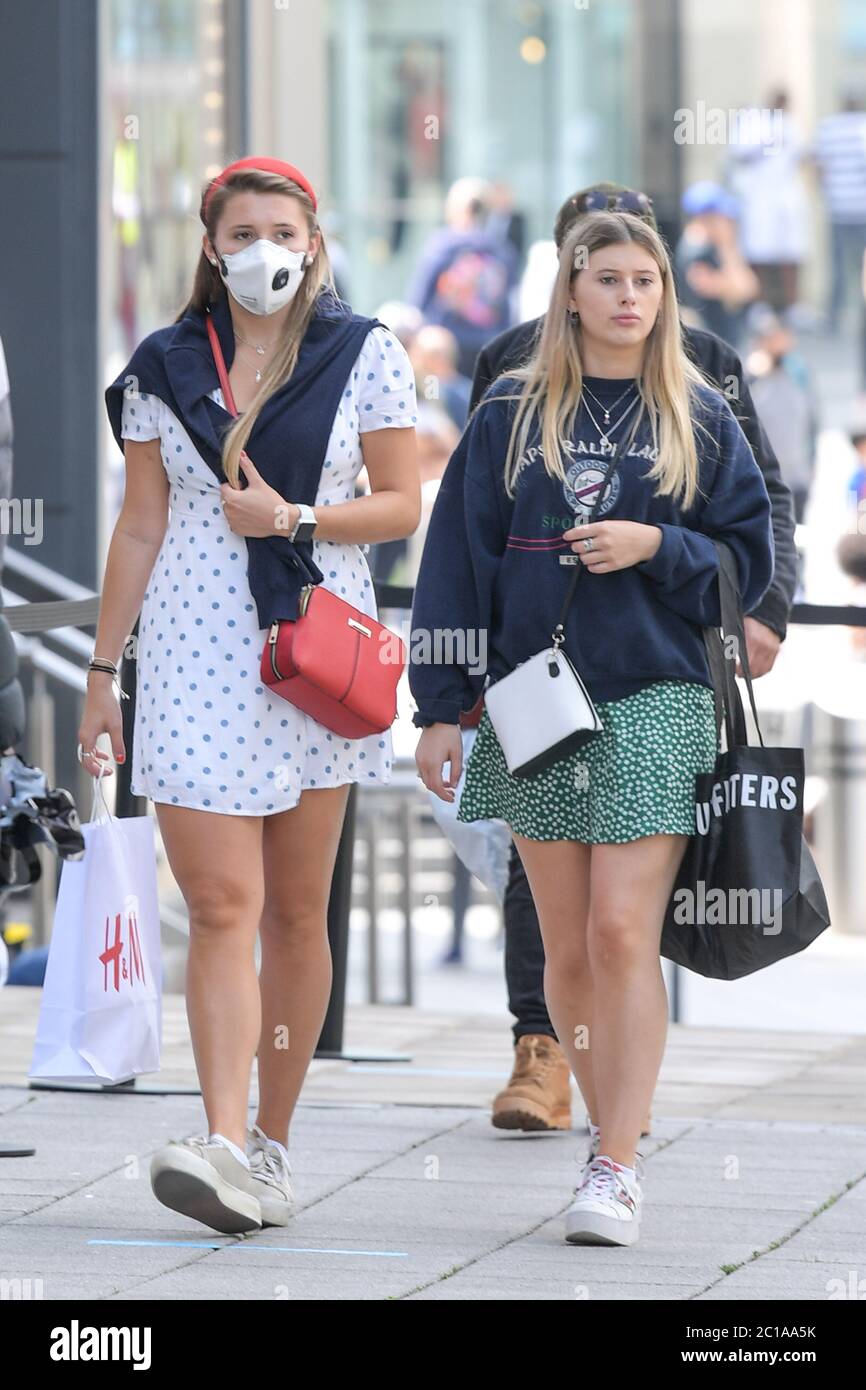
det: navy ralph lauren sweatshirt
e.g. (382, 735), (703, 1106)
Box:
(408, 375), (774, 728)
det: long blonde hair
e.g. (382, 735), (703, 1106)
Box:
(177, 168), (336, 487)
(495, 211), (712, 510)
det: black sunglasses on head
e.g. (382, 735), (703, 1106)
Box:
(573, 190), (653, 216)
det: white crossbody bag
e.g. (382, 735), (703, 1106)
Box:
(483, 460), (619, 779)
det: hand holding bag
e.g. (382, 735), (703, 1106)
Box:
(660, 541), (831, 980)
(206, 312), (406, 737)
(482, 460), (618, 778)
(29, 764), (162, 1085)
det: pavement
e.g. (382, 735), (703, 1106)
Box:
(2, 987), (866, 1301)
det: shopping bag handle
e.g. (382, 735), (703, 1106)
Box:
(704, 541), (765, 751)
(89, 756), (116, 825)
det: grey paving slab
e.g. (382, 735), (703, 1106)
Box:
(3, 995), (866, 1300)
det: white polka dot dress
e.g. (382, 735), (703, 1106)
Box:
(119, 324), (417, 815)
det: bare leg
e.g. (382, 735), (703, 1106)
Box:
(254, 784), (352, 1148)
(510, 835), (598, 1125)
(586, 834), (690, 1167)
(154, 804), (264, 1151)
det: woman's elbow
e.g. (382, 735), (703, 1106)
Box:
(391, 488), (422, 541)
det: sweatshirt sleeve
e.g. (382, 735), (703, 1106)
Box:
(635, 396), (775, 628)
(408, 397), (511, 727)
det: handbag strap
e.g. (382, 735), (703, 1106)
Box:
(551, 454), (622, 645)
(206, 310), (240, 418)
(205, 309), (324, 595)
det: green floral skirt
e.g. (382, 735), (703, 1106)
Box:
(455, 679), (718, 844)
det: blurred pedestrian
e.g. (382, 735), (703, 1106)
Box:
(407, 176), (519, 377)
(517, 239), (560, 323)
(727, 91), (810, 312)
(399, 404), (460, 583)
(745, 311), (818, 524)
(814, 94), (866, 332)
(409, 324), (472, 430)
(675, 182), (760, 348)
(847, 427), (866, 524)
(373, 300), (425, 353)
(362, 301), (427, 582)
(835, 533), (866, 656)
(394, 402), (470, 965)
(487, 180), (527, 263)
(861, 246), (866, 396)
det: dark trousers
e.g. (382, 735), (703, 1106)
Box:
(503, 837), (556, 1044)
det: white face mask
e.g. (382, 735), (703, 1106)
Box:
(215, 238), (310, 315)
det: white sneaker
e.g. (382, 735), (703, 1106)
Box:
(150, 1134), (262, 1234)
(577, 1122), (646, 1188)
(566, 1154), (643, 1246)
(245, 1123), (295, 1226)
(576, 1124), (601, 1187)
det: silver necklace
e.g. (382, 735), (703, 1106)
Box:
(580, 388), (641, 446)
(581, 380), (636, 425)
(233, 337), (276, 383)
(234, 330), (276, 356)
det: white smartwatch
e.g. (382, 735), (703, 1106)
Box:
(289, 502), (317, 544)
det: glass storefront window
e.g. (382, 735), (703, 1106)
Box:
(100, 0), (240, 527)
(325, 0), (635, 313)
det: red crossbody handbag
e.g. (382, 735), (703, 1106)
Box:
(206, 312), (406, 738)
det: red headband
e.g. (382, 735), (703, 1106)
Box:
(202, 157), (318, 219)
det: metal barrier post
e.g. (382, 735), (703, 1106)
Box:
(315, 783), (410, 1062)
(401, 796), (414, 1006)
(115, 618), (143, 819)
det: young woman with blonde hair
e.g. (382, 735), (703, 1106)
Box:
(410, 210), (773, 1246)
(85, 157), (419, 1233)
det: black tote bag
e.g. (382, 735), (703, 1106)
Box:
(660, 542), (830, 980)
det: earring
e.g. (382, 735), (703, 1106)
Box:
(568, 308), (580, 323)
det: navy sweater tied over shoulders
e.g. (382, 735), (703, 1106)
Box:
(408, 376), (775, 729)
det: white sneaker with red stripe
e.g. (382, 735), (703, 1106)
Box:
(565, 1154), (643, 1246)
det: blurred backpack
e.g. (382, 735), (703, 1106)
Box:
(432, 245), (511, 331)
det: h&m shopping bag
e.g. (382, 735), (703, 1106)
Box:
(660, 542), (830, 980)
(29, 765), (162, 1083)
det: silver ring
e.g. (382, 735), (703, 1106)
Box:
(76, 742), (97, 763)
(583, 536), (595, 552)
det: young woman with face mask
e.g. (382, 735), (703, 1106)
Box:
(410, 211), (774, 1247)
(86, 158), (419, 1233)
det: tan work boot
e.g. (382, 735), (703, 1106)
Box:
(492, 1034), (572, 1131)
